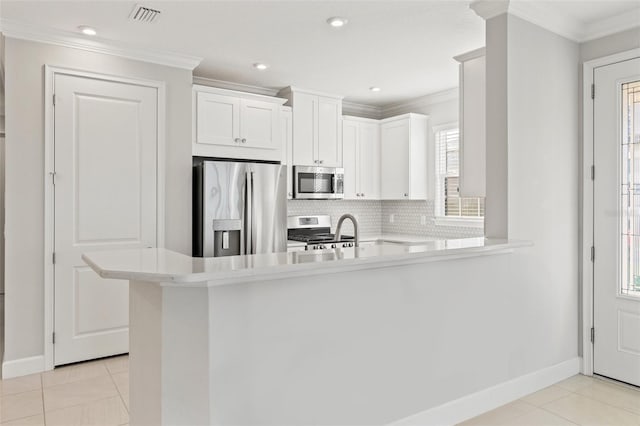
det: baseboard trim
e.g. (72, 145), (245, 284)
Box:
(390, 357), (582, 426)
(2, 355), (45, 379)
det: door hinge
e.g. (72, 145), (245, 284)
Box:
(52, 252), (56, 264)
(591, 84), (595, 99)
(590, 327), (595, 343)
(591, 165), (595, 181)
(53, 94), (56, 106)
(590, 246), (595, 262)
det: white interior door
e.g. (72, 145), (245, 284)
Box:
(593, 57), (640, 386)
(54, 73), (158, 366)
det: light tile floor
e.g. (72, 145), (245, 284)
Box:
(1, 363), (638, 426)
(459, 374), (640, 425)
(0, 355), (129, 426)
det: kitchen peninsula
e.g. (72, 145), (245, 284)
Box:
(83, 238), (529, 425)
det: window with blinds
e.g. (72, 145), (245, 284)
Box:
(435, 128), (485, 217)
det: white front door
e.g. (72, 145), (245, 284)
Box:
(593, 57), (640, 386)
(53, 73), (158, 366)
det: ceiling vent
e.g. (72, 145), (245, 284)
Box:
(129, 4), (161, 23)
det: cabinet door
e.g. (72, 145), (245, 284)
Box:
(239, 99), (279, 150)
(317, 97), (342, 167)
(359, 122), (380, 199)
(342, 119), (359, 200)
(281, 108), (294, 199)
(196, 92), (240, 146)
(292, 92), (317, 166)
(381, 120), (410, 199)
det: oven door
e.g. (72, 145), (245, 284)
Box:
(294, 166), (344, 199)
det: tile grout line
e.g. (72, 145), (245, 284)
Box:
(107, 367), (130, 416)
(40, 372), (47, 426)
(538, 382), (640, 423)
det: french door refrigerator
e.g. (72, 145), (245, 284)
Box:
(193, 158), (287, 257)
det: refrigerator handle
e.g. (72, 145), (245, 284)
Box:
(245, 170), (253, 255)
(250, 170), (256, 254)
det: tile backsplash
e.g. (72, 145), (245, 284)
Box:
(287, 200), (382, 236)
(381, 200), (484, 238)
(287, 199), (483, 239)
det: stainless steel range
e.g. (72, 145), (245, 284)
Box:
(287, 215), (355, 251)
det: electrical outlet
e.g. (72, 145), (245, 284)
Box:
(389, 214), (395, 223)
(420, 215), (427, 226)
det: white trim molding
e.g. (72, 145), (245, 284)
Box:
(2, 355), (45, 379)
(581, 48), (640, 377)
(192, 76), (280, 97)
(0, 19), (202, 70)
(470, 0), (640, 42)
(381, 87), (458, 118)
(342, 101), (383, 119)
(43, 66), (167, 372)
(389, 357), (581, 426)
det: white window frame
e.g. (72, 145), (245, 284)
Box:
(433, 123), (484, 228)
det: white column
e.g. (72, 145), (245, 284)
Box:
(129, 281), (212, 426)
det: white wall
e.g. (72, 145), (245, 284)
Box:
(485, 14), (580, 372)
(3, 38), (192, 368)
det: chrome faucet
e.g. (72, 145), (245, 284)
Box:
(335, 214), (359, 248)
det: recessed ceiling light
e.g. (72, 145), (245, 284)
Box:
(369, 87), (381, 92)
(327, 17), (348, 28)
(78, 25), (97, 36)
(253, 63), (269, 71)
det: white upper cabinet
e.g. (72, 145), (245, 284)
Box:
(454, 47), (486, 197)
(343, 116), (380, 200)
(380, 113), (428, 200)
(279, 87), (343, 167)
(193, 85), (286, 161)
(281, 106), (294, 199)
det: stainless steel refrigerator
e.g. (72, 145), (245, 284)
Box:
(193, 158), (287, 257)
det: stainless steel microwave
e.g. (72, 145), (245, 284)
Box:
(293, 166), (344, 199)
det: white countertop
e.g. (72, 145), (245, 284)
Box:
(83, 238), (531, 287)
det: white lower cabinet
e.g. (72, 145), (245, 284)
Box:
(343, 116), (380, 200)
(380, 113), (429, 200)
(193, 85), (286, 161)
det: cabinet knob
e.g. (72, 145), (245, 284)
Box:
(362, 193), (365, 197)
(404, 193), (408, 197)
(234, 138), (240, 143)
(319, 160), (324, 164)
(288, 192), (293, 197)
(242, 138), (247, 144)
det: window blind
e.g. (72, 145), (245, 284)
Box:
(435, 128), (485, 218)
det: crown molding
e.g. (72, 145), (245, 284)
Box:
(0, 19), (202, 70)
(582, 11), (640, 42)
(381, 87), (458, 117)
(192, 76), (279, 97)
(469, 0), (509, 20)
(470, 0), (640, 42)
(342, 101), (382, 119)
(454, 47), (486, 63)
(507, 1), (584, 41)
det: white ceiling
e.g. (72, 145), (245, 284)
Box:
(1, 1), (639, 106)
